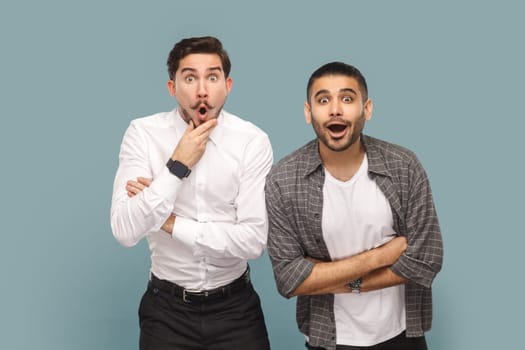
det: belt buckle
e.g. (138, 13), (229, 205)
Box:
(182, 289), (206, 303)
(182, 289), (192, 303)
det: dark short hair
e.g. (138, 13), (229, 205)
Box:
(167, 36), (231, 80)
(306, 62), (368, 103)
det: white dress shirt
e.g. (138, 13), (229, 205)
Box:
(111, 109), (273, 290)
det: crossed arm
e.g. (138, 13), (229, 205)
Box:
(266, 177), (413, 298)
(112, 117), (274, 260)
(266, 161), (442, 297)
(127, 174), (407, 296)
(126, 177), (175, 234)
(110, 119), (217, 247)
(290, 238), (408, 297)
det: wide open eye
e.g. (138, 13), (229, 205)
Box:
(318, 97), (329, 104)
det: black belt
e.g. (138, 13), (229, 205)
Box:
(149, 268), (250, 303)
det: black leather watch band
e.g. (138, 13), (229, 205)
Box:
(166, 159), (191, 179)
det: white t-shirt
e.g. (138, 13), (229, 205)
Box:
(322, 155), (406, 346)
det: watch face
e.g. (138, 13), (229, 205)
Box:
(349, 278), (362, 293)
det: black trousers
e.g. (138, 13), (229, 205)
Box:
(306, 331), (428, 350)
(139, 280), (270, 350)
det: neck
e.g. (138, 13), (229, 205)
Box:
(319, 137), (366, 182)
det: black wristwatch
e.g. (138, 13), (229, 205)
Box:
(166, 159), (191, 179)
(348, 277), (362, 294)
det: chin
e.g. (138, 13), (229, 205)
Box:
(323, 136), (356, 153)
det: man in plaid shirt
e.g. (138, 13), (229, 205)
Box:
(265, 62), (443, 350)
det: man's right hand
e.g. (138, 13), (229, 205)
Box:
(170, 118), (218, 168)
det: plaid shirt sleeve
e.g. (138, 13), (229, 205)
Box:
(390, 154), (443, 288)
(265, 163), (315, 297)
(364, 135), (443, 288)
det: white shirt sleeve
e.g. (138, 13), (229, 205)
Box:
(110, 122), (182, 247)
(172, 134), (273, 259)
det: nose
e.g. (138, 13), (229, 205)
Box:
(329, 100), (343, 117)
(197, 80), (208, 99)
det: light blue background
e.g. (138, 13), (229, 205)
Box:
(1, 1), (524, 349)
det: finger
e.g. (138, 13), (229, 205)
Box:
(192, 123), (218, 144)
(126, 186), (138, 197)
(126, 181), (144, 193)
(137, 177), (152, 186)
(127, 181), (141, 190)
(193, 118), (217, 135)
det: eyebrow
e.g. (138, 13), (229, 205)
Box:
(339, 88), (358, 95)
(180, 66), (223, 74)
(313, 87), (358, 99)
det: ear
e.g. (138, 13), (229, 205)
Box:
(225, 77), (233, 94)
(363, 98), (373, 121)
(167, 80), (176, 97)
(304, 101), (312, 124)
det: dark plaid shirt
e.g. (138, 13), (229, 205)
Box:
(265, 135), (443, 350)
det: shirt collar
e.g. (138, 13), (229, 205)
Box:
(302, 135), (392, 178)
(303, 140), (324, 177)
(362, 135), (390, 178)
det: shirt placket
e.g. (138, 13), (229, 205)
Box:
(194, 160), (208, 286)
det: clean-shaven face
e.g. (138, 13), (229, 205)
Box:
(168, 53), (232, 126)
(305, 75), (372, 153)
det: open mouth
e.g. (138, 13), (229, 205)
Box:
(199, 107), (207, 115)
(327, 124), (347, 133)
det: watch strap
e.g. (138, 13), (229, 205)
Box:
(348, 277), (362, 293)
(166, 159), (191, 179)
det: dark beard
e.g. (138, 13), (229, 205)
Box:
(311, 111), (366, 152)
(179, 104), (223, 125)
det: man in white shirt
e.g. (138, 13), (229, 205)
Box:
(111, 36), (273, 349)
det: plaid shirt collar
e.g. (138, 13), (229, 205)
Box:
(302, 135), (392, 178)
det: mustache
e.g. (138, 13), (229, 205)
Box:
(191, 101), (213, 110)
(324, 118), (351, 127)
